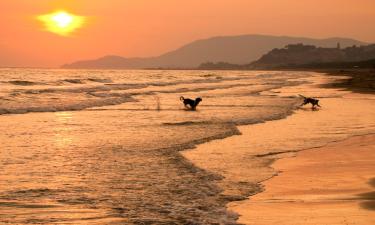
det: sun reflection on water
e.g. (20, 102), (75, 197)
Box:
(54, 112), (74, 148)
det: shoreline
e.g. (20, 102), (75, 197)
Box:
(319, 68), (375, 94)
(183, 122), (375, 224)
(182, 71), (375, 224)
(229, 134), (375, 225)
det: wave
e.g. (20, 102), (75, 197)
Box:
(63, 79), (85, 84)
(8, 75), (250, 98)
(87, 78), (113, 83)
(6, 78), (114, 87)
(160, 122), (242, 151)
(63, 78), (114, 84)
(0, 70), (305, 116)
(7, 80), (41, 86)
(163, 121), (218, 126)
(0, 83), (300, 116)
(0, 95), (136, 115)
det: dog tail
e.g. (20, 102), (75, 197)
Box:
(180, 96), (185, 101)
(298, 94), (307, 99)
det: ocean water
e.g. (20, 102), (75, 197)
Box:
(0, 69), (374, 224)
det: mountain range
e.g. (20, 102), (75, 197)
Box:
(62, 34), (368, 69)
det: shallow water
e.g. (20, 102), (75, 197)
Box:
(0, 69), (373, 224)
(183, 75), (375, 217)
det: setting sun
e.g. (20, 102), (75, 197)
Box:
(37, 11), (85, 36)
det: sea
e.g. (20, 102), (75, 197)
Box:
(0, 68), (374, 224)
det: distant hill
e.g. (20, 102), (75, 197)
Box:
(62, 34), (368, 69)
(250, 43), (375, 69)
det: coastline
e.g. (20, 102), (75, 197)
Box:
(321, 68), (375, 93)
(182, 71), (375, 224)
(230, 134), (375, 225)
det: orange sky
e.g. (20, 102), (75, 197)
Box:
(1, 0), (374, 68)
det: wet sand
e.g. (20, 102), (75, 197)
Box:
(229, 134), (375, 225)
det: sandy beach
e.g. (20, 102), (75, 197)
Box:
(230, 134), (375, 225)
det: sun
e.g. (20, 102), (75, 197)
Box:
(38, 11), (86, 36)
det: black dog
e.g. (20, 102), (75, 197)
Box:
(180, 96), (202, 110)
(299, 95), (321, 109)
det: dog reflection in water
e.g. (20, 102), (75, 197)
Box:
(180, 96), (202, 110)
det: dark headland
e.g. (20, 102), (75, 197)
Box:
(199, 43), (375, 93)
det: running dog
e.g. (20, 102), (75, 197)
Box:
(180, 96), (202, 110)
(299, 94), (321, 109)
